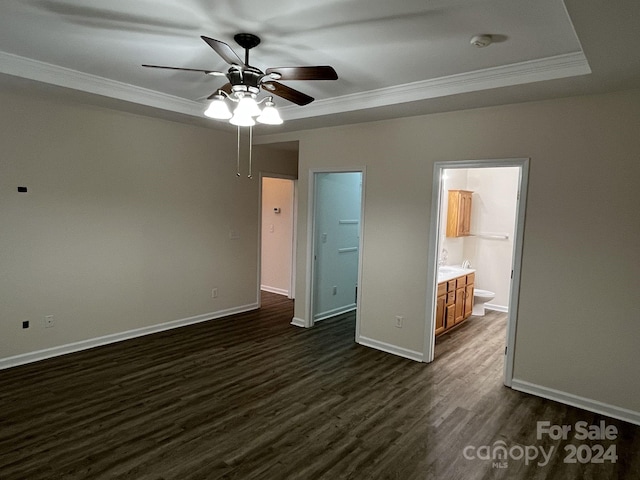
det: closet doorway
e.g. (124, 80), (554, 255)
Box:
(308, 169), (365, 330)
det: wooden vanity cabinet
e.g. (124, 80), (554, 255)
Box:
(446, 190), (473, 237)
(436, 271), (475, 336)
(435, 283), (446, 335)
(464, 273), (475, 319)
(446, 303), (456, 330)
(454, 275), (466, 324)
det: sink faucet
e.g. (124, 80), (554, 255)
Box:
(439, 248), (448, 267)
(462, 259), (471, 269)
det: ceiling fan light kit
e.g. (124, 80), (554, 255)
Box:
(256, 100), (283, 126)
(205, 91), (283, 126)
(144, 32), (337, 176)
(204, 93), (232, 120)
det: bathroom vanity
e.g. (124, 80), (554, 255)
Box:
(435, 267), (475, 336)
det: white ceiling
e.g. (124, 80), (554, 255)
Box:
(1, 0), (639, 133)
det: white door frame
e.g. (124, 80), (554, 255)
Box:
(306, 167), (366, 336)
(258, 172), (298, 305)
(424, 158), (529, 387)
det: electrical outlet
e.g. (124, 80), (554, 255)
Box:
(332, 286), (338, 295)
(395, 316), (403, 328)
(211, 288), (219, 298)
(22, 320), (29, 329)
(44, 315), (55, 328)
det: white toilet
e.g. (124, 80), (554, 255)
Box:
(472, 289), (495, 316)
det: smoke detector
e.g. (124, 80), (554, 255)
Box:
(470, 35), (493, 48)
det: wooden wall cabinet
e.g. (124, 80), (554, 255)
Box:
(435, 272), (475, 337)
(446, 190), (473, 237)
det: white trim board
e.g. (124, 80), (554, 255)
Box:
(290, 317), (307, 328)
(485, 303), (509, 313)
(260, 285), (290, 296)
(511, 379), (640, 427)
(313, 304), (357, 323)
(357, 336), (424, 363)
(0, 303), (258, 371)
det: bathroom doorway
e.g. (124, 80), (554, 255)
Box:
(424, 158), (529, 387)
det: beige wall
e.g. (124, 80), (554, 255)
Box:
(2, 82), (639, 419)
(261, 88), (640, 416)
(0, 89), (296, 361)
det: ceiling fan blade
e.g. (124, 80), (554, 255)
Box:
(142, 64), (224, 76)
(201, 36), (245, 67)
(207, 83), (233, 99)
(262, 81), (314, 106)
(265, 66), (338, 81)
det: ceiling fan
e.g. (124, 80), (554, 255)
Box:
(143, 33), (338, 118)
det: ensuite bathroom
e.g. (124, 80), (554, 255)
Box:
(435, 166), (520, 336)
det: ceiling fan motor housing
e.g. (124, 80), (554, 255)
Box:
(228, 66), (263, 94)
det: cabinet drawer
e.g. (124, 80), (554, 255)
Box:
(466, 272), (475, 284)
(447, 292), (455, 304)
(447, 280), (457, 291)
(437, 282), (447, 296)
(456, 276), (467, 289)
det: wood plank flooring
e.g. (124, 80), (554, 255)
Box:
(1, 292), (638, 479)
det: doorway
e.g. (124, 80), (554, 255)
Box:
(424, 158), (529, 386)
(260, 175), (296, 300)
(309, 169), (365, 327)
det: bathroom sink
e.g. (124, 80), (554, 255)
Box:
(437, 265), (475, 282)
(438, 266), (461, 274)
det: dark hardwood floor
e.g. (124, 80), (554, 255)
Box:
(1, 292), (638, 479)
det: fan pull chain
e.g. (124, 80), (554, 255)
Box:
(248, 126), (253, 179)
(236, 126), (241, 177)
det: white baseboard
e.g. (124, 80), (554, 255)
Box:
(290, 317), (307, 328)
(511, 378), (640, 427)
(313, 303), (356, 322)
(357, 335), (424, 362)
(485, 303), (508, 313)
(0, 302), (259, 371)
(260, 285), (289, 296)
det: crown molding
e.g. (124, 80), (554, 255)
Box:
(0, 51), (204, 117)
(0, 50), (590, 122)
(279, 52), (591, 120)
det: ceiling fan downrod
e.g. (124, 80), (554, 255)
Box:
(234, 33), (261, 66)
